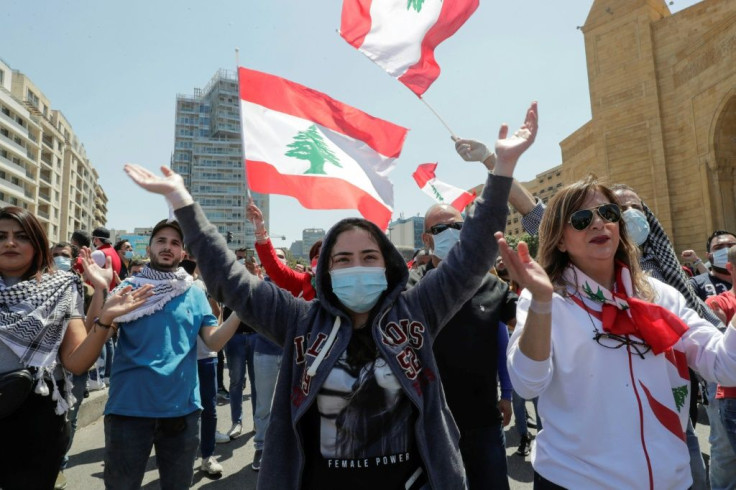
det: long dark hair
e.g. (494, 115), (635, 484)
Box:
(0, 206), (54, 280)
(320, 218), (404, 306)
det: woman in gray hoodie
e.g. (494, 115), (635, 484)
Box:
(124, 102), (537, 489)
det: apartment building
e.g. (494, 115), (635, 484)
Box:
(0, 58), (106, 243)
(171, 69), (268, 250)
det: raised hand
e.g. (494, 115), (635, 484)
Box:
(99, 284), (154, 323)
(453, 138), (493, 163)
(494, 101), (538, 178)
(494, 231), (552, 301)
(79, 247), (113, 290)
(246, 197), (265, 225)
(124, 164), (193, 209)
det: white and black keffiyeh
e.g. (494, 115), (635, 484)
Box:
(642, 203), (724, 328)
(0, 271), (82, 414)
(109, 265), (192, 323)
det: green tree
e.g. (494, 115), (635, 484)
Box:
(672, 385), (688, 412)
(407, 0), (426, 12)
(504, 232), (539, 259)
(284, 124), (342, 175)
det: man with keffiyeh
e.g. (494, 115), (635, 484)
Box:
(101, 219), (242, 490)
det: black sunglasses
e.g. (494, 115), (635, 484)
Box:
(568, 203), (621, 231)
(429, 222), (463, 235)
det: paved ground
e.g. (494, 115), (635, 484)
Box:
(63, 383), (713, 489)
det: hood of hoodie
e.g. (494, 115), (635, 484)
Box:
(314, 217), (409, 320)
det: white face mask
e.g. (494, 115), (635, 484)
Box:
(329, 266), (388, 313)
(54, 256), (72, 272)
(712, 248), (729, 268)
(431, 227), (461, 260)
(622, 208), (650, 247)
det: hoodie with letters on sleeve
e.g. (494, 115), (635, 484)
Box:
(176, 173), (511, 489)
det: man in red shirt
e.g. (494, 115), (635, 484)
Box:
(705, 244), (736, 454)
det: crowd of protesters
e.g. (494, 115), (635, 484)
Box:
(2, 101), (736, 490)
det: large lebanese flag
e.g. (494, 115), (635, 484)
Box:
(238, 67), (408, 230)
(412, 162), (475, 211)
(340, 0), (479, 96)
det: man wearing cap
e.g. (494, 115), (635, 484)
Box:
(91, 227), (121, 290)
(102, 219), (241, 488)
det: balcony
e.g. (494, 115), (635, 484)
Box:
(0, 133), (27, 158)
(0, 154), (31, 180)
(0, 176), (26, 197)
(0, 111), (28, 135)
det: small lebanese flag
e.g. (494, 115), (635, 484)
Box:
(238, 67), (408, 230)
(412, 163), (475, 211)
(340, 0), (479, 96)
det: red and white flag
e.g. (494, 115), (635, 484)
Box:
(340, 0), (479, 96)
(412, 162), (475, 211)
(238, 67), (408, 230)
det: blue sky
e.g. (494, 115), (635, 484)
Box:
(0, 0), (701, 244)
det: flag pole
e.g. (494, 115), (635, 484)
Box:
(235, 47), (252, 202)
(419, 96), (458, 140)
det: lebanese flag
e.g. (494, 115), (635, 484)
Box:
(238, 67), (408, 230)
(412, 162), (475, 211)
(340, 0), (479, 96)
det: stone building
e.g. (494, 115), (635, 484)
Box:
(562, 0), (735, 253)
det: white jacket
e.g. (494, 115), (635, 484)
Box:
(509, 277), (736, 489)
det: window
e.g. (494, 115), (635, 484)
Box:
(27, 90), (39, 107)
(0, 69), (4, 85)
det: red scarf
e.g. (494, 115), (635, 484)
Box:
(572, 263), (688, 355)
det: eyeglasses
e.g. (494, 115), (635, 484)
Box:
(568, 203), (621, 231)
(593, 331), (651, 359)
(429, 222), (463, 235)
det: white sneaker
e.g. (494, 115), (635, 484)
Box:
(215, 431), (230, 444)
(87, 378), (106, 391)
(227, 422), (243, 439)
(201, 455), (223, 475)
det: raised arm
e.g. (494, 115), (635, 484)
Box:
(453, 103), (539, 217)
(124, 164), (304, 346)
(410, 102), (537, 334)
(247, 197), (307, 296)
(494, 232), (553, 361)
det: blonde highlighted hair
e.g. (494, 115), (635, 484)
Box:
(536, 176), (654, 301)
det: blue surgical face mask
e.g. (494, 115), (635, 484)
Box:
(712, 248), (729, 269)
(124, 250), (134, 260)
(431, 227), (461, 260)
(330, 266), (388, 313)
(54, 256), (72, 272)
(622, 208), (650, 247)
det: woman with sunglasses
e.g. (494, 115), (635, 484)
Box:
(496, 176), (736, 489)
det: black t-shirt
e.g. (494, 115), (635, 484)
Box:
(408, 265), (517, 430)
(300, 352), (427, 490)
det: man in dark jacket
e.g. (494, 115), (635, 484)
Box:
(407, 202), (517, 490)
